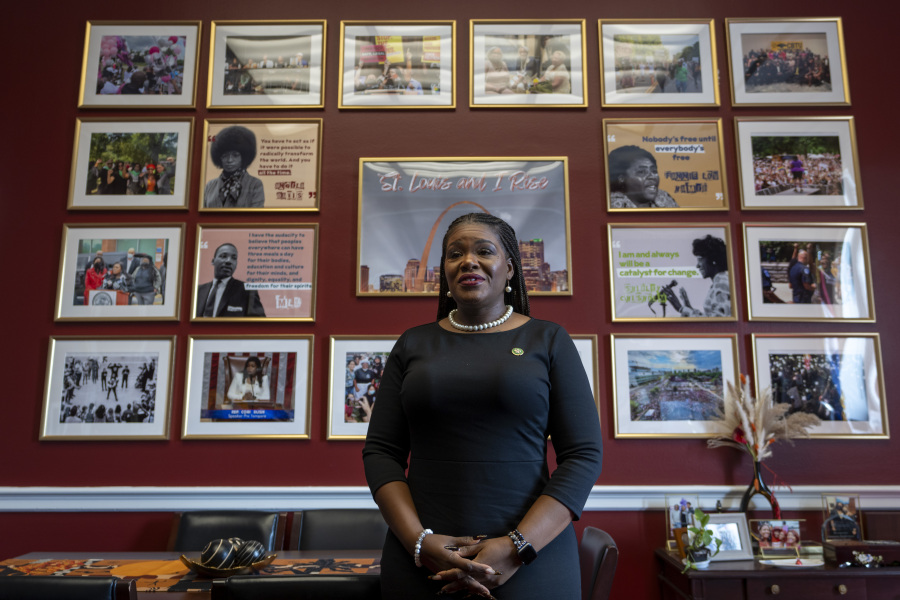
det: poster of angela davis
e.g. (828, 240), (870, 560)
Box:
(603, 118), (727, 211)
(200, 120), (322, 211)
(608, 224), (737, 322)
(183, 336), (312, 439)
(191, 224), (318, 322)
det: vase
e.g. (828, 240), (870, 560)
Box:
(739, 461), (781, 518)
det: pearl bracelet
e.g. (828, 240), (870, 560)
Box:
(413, 528), (433, 568)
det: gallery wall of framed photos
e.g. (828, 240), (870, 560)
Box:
(3, 1), (898, 596)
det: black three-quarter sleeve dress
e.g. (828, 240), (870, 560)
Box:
(363, 319), (603, 599)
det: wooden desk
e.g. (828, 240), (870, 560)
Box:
(656, 548), (900, 600)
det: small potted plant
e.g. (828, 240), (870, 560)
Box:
(681, 508), (723, 573)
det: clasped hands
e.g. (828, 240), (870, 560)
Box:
(420, 533), (519, 598)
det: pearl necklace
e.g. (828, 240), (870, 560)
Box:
(448, 305), (514, 332)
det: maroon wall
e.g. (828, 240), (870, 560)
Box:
(3, 2), (897, 599)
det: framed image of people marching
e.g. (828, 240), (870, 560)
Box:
(603, 118), (728, 211)
(327, 335), (398, 440)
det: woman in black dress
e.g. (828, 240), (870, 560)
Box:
(363, 213), (603, 599)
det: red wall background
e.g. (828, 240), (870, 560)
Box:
(3, 2), (897, 599)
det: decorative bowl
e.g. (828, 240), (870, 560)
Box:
(180, 553), (276, 578)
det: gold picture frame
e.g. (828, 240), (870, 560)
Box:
(571, 334), (601, 426)
(327, 335), (398, 440)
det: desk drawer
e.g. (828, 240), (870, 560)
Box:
(746, 577), (866, 599)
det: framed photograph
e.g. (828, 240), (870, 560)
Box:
(753, 334), (888, 439)
(666, 494), (699, 550)
(470, 19), (587, 107)
(327, 336), (397, 440)
(611, 334), (739, 438)
(191, 224), (318, 322)
(208, 20), (326, 109)
(55, 224), (184, 321)
(200, 119), (322, 211)
(736, 117), (862, 210)
(707, 513), (754, 562)
(339, 21), (455, 108)
(572, 335), (600, 423)
(78, 21), (201, 108)
(744, 223), (875, 321)
(603, 119), (728, 211)
(750, 519), (805, 557)
(358, 158), (572, 296)
(598, 19), (719, 107)
(68, 118), (193, 210)
(726, 17), (850, 106)
(40, 336), (174, 441)
(608, 224), (737, 321)
(822, 494), (864, 541)
(183, 336), (312, 439)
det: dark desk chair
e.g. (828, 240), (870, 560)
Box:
(579, 527), (618, 600)
(0, 576), (136, 600)
(210, 574), (381, 599)
(168, 510), (286, 552)
(289, 509), (388, 551)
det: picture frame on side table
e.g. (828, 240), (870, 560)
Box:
(470, 19), (587, 107)
(78, 21), (201, 108)
(753, 334), (888, 439)
(41, 336), (175, 441)
(208, 20), (326, 109)
(665, 494), (700, 551)
(598, 19), (719, 107)
(707, 513), (754, 562)
(182, 336), (312, 439)
(327, 335), (398, 440)
(822, 494), (864, 541)
(749, 519), (805, 558)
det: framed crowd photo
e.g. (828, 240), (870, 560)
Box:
(182, 336), (312, 440)
(598, 19), (719, 107)
(571, 335), (601, 423)
(40, 336), (174, 441)
(706, 514), (754, 562)
(822, 494), (864, 541)
(68, 117), (193, 211)
(78, 21), (201, 108)
(327, 335), (398, 440)
(726, 17), (850, 107)
(750, 519), (805, 557)
(608, 223), (737, 322)
(753, 334), (888, 439)
(55, 224), (184, 322)
(358, 158), (572, 296)
(200, 119), (322, 211)
(611, 334), (739, 438)
(666, 494), (699, 551)
(743, 223), (875, 321)
(338, 21), (456, 109)
(603, 118), (728, 211)
(736, 117), (862, 210)
(469, 19), (587, 107)
(191, 224), (318, 322)
(207, 20), (326, 109)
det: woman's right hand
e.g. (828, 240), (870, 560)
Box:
(418, 534), (496, 595)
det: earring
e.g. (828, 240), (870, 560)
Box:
(446, 291), (452, 298)
(505, 284), (512, 293)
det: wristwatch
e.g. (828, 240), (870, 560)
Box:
(508, 529), (538, 565)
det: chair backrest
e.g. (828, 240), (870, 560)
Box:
(289, 509), (388, 551)
(579, 526), (619, 600)
(168, 510), (286, 552)
(210, 574), (381, 600)
(0, 576), (136, 600)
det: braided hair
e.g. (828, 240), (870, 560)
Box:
(436, 212), (530, 320)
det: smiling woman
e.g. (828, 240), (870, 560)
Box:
(608, 145), (679, 208)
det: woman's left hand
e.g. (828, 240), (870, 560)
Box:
(431, 536), (519, 595)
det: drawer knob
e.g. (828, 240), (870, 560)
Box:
(838, 584), (848, 595)
(769, 584), (780, 595)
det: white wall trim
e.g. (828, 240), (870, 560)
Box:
(2, 485), (899, 512)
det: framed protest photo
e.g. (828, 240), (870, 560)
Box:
(40, 336), (174, 441)
(208, 21), (326, 109)
(191, 224), (318, 322)
(327, 335), (398, 440)
(822, 494), (864, 540)
(357, 158), (572, 296)
(598, 19), (719, 107)
(470, 19), (587, 107)
(200, 119), (322, 211)
(753, 334), (887, 439)
(603, 118), (728, 211)
(182, 336), (312, 439)
(339, 21), (455, 108)
(744, 223), (875, 321)
(78, 21), (201, 108)
(726, 17), (850, 106)
(55, 224), (184, 321)
(608, 223), (736, 322)
(69, 118), (193, 210)
(736, 117), (862, 210)
(611, 334), (739, 438)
